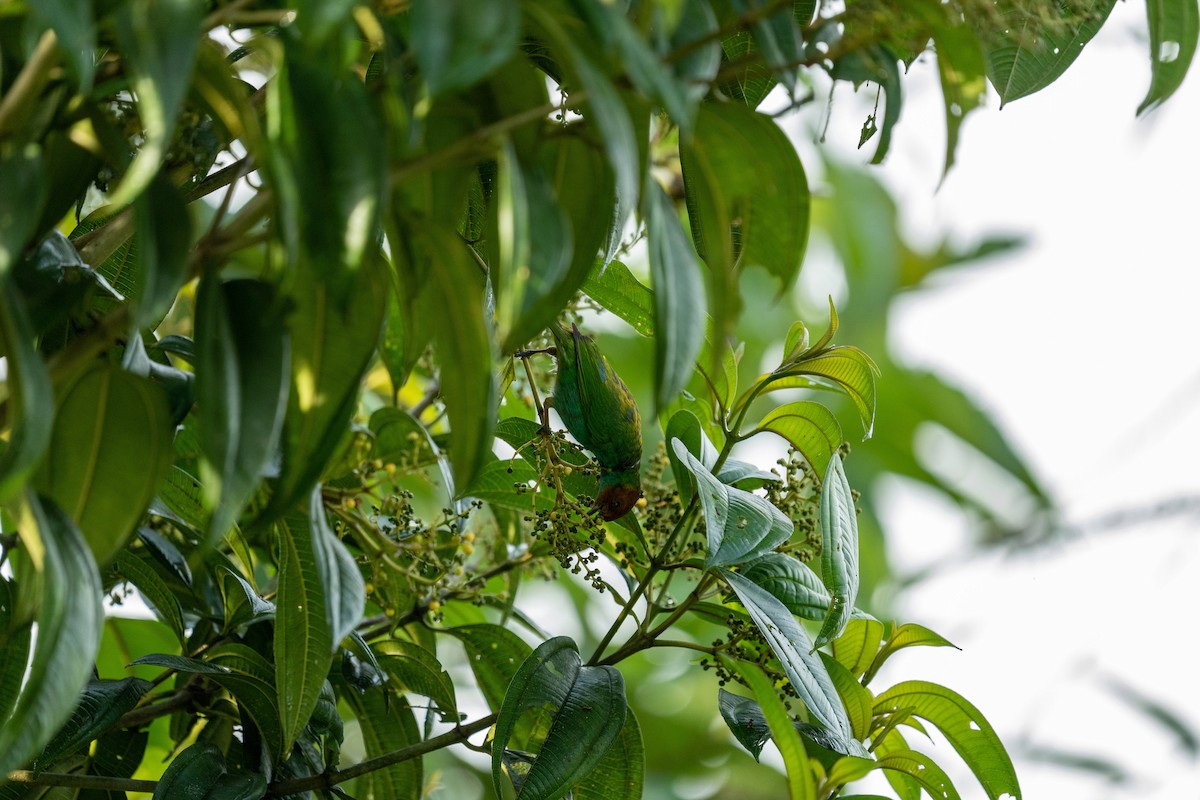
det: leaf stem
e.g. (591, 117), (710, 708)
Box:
(5, 771), (157, 794)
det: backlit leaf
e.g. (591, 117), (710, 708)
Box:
(1139, 0), (1199, 113)
(33, 365), (174, 565)
(0, 493), (103, 777)
(757, 401), (843, 481)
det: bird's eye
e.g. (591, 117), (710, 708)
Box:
(609, 499), (621, 510)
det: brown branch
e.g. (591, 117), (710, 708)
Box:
(6, 771), (158, 794)
(268, 713), (497, 795)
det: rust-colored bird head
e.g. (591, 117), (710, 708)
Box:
(594, 468), (642, 521)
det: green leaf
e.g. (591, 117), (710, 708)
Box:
(980, 0), (1117, 106)
(874, 681), (1020, 800)
(492, 636), (627, 800)
(206, 773), (268, 800)
(756, 401), (843, 481)
(0, 578), (32, 724)
(0, 280), (53, 504)
(150, 742), (226, 800)
(814, 454), (858, 649)
(445, 624), (533, 712)
(0, 147), (46, 279)
(130, 173), (193, 328)
(374, 640), (458, 720)
(864, 623), (959, 684)
(820, 655), (873, 743)
(568, 0), (694, 127)
(1139, 0), (1200, 113)
(0, 493), (103, 776)
(32, 364), (174, 565)
(647, 181), (707, 413)
(204, 643), (285, 760)
(495, 141), (573, 353)
(731, 0), (804, 91)
(266, 42), (385, 299)
(411, 0), (519, 95)
(526, 3), (640, 217)
(877, 749), (962, 800)
(218, 567), (276, 630)
(29, 1), (96, 89)
(275, 489), (365, 752)
(740, 552), (830, 621)
(784, 348), (878, 439)
(583, 260), (654, 337)
(720, 569), (859, 755)
(268, 252), (387, 518)
(831, 619), (885, 680)
(717, 687), (773, 761)
(724, 661), (814, 800)
(717, 31), (777, 109)
(35, 678), (152, 770)
(929, 13), (987, 179)
(671, 440), (792, 569)
(680, 101), (810, 347)
(196, 277), (290, 544)
(413, 225), (497, 493)
(115, 548), (187, 641)
(110, 0), (204, 207)
(663, 409), (718, 506)
(342, 688), (422, 800)
(572, 709), (645, 800)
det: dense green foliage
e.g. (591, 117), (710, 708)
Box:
(0, 1), (1194, 798)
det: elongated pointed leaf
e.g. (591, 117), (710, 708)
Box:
(0, 578), (31, 724)
(150, 742), (225, 800)
(446, 624), (533, 711)
(831, 619), (885, 680)
(411, 0), (519, 95)
(0, 148), (46, 279)
(877, 749), (962, 800)
(342, 687), (422, 800)
(647, 182), (707, 413)
(130, 173), (192, 328)
(0, 282), (52, 504)
(981, 0), (1116, 106)
(757, 401), (843, 481)
(419, 226), (497, 492)
(583, 260), (654, 336)
(721, 569), (858, 754)
(664, 409), (720, 506)
(680, 102), (809, 347)
(204, 643), (285, 760)
(741, 552), (830, 620)
(29, 1), (96, 89)
(275, 489), (364, 752)
(874, 681), (1020, 800)
(115, 548), (186, 640)
(35, 678), (152, 770)
(374, 640), (458, 720)
(671, 440), (792, 569)
(268, 253), (387, 518)
(109, 0), (203, 207)
(1139, 0), (1199, 113)
(814, 454), (859, 649)
(930, 15), (987, 179)
(196, 277), (290, 544)
(33, 365), (174, 564)
(864, 624), (959, 684)
(492, 637), (627, 800)
(572, 708), (644, 800)
(0, 493), (103, 776)
(725, 661), (814, 800)
(787, 348), (878, 438)
(820, 655), (873, 742)
(526, 3), (640, 218)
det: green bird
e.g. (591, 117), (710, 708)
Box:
(533, 322), (643, 521)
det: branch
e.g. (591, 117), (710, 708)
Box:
(268, 713), (497, 795)
(6, 771), (157, 794)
